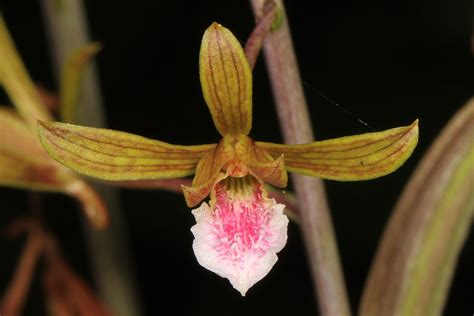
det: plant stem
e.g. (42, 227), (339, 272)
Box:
(39, 1), (143, 315)
(244, 1), (276, 69)
(249, 1), (351, 315)
(0, 229), (44, 316)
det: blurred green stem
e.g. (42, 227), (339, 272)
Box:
(249, 1), (351, 315)
(40, 1), (143, 315)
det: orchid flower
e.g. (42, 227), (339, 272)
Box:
(0, 17), (108, 228)
(38, 22), (419, 295)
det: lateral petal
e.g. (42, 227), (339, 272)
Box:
(248, 155), (287, 188)
(233, 136), (287, 187)
(37, 121), (216, 181)
(200, 23), (253, 136)
(256, 120), (419, 180)
(182, 140), (233, 207)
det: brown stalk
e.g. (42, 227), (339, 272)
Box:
(40, 226), (113, 316)
(244, 1), (277, 69)
(1, 226), (44, 316)
(249, 1), (351, 315)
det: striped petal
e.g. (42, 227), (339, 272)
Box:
(200, 23), (253, 136)
(37, 121), (216, 181)
(235, 137), (287, 188)
(256, 120), (419, 180)
(182, 139), (234, 207)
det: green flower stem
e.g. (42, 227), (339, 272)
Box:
(249, 1), (351, 315)
(39, 1), (143, 315)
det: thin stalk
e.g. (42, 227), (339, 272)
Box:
(249, 1), (351, 315)
(39, 1), (143, 315)
(0, 230), (44, 316)
(244, 1), (276, 69)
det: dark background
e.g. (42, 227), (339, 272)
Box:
(1, 0), (473, 315)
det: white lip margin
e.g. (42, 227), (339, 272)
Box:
(190, 193), (288, 296)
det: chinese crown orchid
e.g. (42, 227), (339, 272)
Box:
(38, 23), (418, 295)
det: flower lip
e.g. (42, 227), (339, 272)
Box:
(191, 176), (289, 295)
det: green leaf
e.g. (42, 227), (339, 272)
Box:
(359, 98), (474, 316)
(37, 121), (216, 181)
(256, 120), (419, 181)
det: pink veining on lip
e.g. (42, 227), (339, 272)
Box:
(191, 179), (288, 296)
(213, 183), (272, 261)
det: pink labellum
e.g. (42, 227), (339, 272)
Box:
(191, 179), (288, 295)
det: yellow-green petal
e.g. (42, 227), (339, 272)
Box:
(233, 134), (288, 187)
(182, 134), (289, 206)
(37, 121), (216, 181)
(0, 16), (53, 127)
(199, 22), (253, 136)
(247, 155), (287, 188)
(182, 140), (234, 207)
(256, 120), (419, 181)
